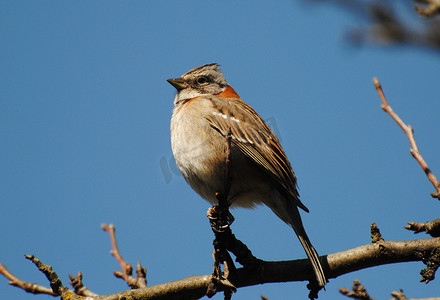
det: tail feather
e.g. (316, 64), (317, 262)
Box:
(295, 229), (327, 287)
(263, 192), (326, 287)
(289, 209), (327, 287)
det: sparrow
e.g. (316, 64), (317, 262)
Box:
(168, 63), (326, 287)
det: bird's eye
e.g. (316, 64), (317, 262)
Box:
(196, 76), (208, 84)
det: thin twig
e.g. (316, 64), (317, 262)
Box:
(391, 289), (409, 300)
(0, 262), (57, 296)
(392, 288), (440, 300)
(414, 0), (440, 17)
(405, 219), (440, 237)
(371, 223), (384, 243)
(1, 256), (83, 299)
(24, 254), (65, 296)
(339, 279), (376, 300)
(101, 223), (147, 289)
(373, 77), (440, 200)
(69, 272), (98, 297)
(101, 224), (127, 273)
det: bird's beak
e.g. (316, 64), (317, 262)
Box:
(167, 77), (186, 91)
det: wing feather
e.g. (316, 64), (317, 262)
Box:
(206, 96), (308, 212)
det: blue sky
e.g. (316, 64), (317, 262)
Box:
(1, 1), (439, 300)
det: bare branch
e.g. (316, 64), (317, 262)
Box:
(24, 254), (66, 296)
(101, 223), (147, 289)
(312, 0), (440, 51)
(0, 262), (57, 296)
(373, 77), (440, 200)
(100, 238), (438, 300)
(69, 272), (98, 297)
(414, 0), (440, 17)
(371, 223), (384, 243)
(391, 289), (409, 300)
(419, 247), (440, 284)
(339, 279), (376, 300)
(0, 256), (85, 299)
(2, 237), (439, 300)
(391, 288), (440, 300)
(405, 219), (440, 237)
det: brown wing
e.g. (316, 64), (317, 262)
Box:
(205, 96), (309, 212)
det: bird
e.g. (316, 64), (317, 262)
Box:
(168, 63), (326, 287)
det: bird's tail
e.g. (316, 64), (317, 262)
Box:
(289, 210), (327, 288)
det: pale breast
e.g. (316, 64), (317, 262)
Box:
(170, 97), (273, 208)
(171, 98), (228, 204)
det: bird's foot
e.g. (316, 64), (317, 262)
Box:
(207, 205), (235, 233)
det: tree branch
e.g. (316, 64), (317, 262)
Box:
(69, 237), (437, 300)
(101, 223), (147, 289)
(339, 279), (376, 300)
(405, 219), (440, 237)
(391, 288), (440, 300)
(24, 255), (66, 296)
(2, 236), (439, 300)
(312, 0), (440, 51)
(373, 77), (440, 200)
(69, 272), (98, 297)
(414, 0), (440, 17)
(0, 261), (57, 296)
